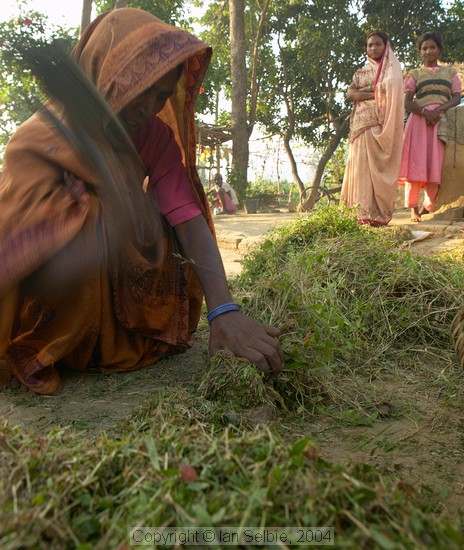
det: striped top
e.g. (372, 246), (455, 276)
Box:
(408, 66), (458, 107)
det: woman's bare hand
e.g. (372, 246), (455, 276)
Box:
(423, 108), (442, 126)
(347, 83), (375, 102)
(209, 311), (283, 377)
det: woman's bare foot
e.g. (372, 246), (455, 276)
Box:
(410, 207), (421, 222)
(419, 206), (429, 216)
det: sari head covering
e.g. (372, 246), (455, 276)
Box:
(0, 8), (212, 393)
(341, 37), (404, 225)
(348, 41), (403, 144)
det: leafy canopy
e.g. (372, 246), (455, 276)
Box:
(0, 10), (77, 158)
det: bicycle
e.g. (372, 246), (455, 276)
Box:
(300, 182), (342, 210)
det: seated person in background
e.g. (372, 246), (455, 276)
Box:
(211, 173), (238, 214)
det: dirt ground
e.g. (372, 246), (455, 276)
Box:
(1, 208), (464, 514)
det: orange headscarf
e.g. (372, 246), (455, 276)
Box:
(0, 8), (212, 291)
(0, 9), (213, 393)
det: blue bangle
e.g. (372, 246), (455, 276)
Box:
(207, 302), (240, 324)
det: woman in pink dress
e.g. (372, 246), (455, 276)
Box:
(399, 31), (462, 222)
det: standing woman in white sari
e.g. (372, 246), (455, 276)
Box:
(341, 30), (404, 226)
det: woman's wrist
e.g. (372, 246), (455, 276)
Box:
(207, 302), (241, 324)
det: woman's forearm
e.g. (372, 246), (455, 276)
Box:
(347, 83), (374, 102)
(436, 93), (462, 113)
(174, 214), (233, 310)
(406, 93), (461, 116)
(405, 97), (423, 116)
(175, 213), (284, 376)
(348, 90), (375, 101)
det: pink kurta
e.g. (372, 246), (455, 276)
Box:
(399, 68), (462, 186)
(132, 116), (203, 226)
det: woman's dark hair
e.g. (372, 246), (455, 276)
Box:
(176, 63), (184, 78)
(418, 31), (443, 51)
(364, 30), (389, 49)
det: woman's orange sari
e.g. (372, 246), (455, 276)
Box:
(0, 9), (213, 394)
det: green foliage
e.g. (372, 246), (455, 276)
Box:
(323, 142), (348, 185)
(277, 178), (298, 196)
(244, 178), (280, 204)
(94, 0), (186, 26)
(232, 207), (464, 413)
(196, 0), (231, 93)
(261, 0), (360, 147)
(0, 10), (77, 159)
(216, 108), (232, 128)
(193, 63), (228, 116)
(362, 0), (445, 67)
(440, 0), (464, 63)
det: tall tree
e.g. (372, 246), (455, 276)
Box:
(198, 0), (272, 198)
(229, 0), (248, 197)
(258, 0), (359, 204)
(80, 0), (93, 35)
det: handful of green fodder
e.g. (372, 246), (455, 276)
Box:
(197, 350), (269, 408)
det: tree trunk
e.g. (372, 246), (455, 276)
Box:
(278, 41), (305, 199)
(248, 0), (270, 137)
(114, 0), (129, 8)
(282, 95), (305, 198)
(80, 0), (93, 36)
(229, 0), (248, 199)
(300, 117), (349, 212)
(215, 90), (221, 173)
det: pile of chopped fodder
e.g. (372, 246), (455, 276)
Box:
(200, 207), (464, 415)
(1, 389), (463, 549)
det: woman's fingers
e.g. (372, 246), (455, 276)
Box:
(262, 325), (284, 362)
(263, 323), (280, 338)
(240, 338), (283, 376)
(209, 312), (283, 375)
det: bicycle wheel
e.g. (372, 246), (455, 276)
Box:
(301, 186), (331, 209)
(325, 184), (342, 205)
